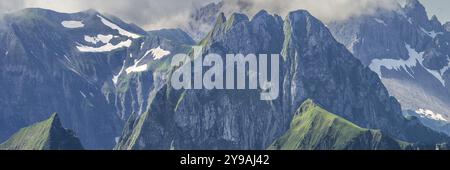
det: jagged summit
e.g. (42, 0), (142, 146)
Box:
(404, 0), (436, 30)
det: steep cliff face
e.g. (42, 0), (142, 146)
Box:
(268, 100), (410, 150)
(116, 10), (449, 150)
(117, 11), (288, 150)
(0, 9), (132, 149)
(328, 0), (450, 135)
(0, 113), (83, 150)
(0, 8), (193, 149)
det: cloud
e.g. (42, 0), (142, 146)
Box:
(222, 0), (399, 23)
(0, 0), (25, 15)
(0, 0), (217, 29)
(0, 0), (399, 30)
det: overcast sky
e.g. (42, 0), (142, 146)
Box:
(0, 0), (448, 30)
(420, 0), (450, 22)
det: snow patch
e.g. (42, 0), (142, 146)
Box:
(125, 64), (148, 74)
(123, 48), (162, 74)
(441, 59), (450, 76)
(80, 91), (87, 98)
(115, 137), (120, 144)
(147, 46), (171, 60)
(112, 61), (126, 85)
(408, 18), (413, 24)
(140, 42), (145, 50)
(77, 39), (132, 52)
(374, 18), (387, 26)
(420, 27), (443, 39)
(347, 36), (359, 54)
(369, 43), (447, 86)
(61, 20), (84, 28)
(369, 44), (419, 78)
(97, 15), (140, 39)
(63, 55), (72, 63)
(415, 108), (448, 122)
(84, 34), (113, 44)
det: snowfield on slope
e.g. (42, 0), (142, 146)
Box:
(61, 20), (84, 28)
(97, 15), (141, 39)
(415, 108), (449, 122)
(77, 39), (132, 52)
(144, 46), (171, 60)
(369, 43), (449, 87)
(84, 34), (114, 44)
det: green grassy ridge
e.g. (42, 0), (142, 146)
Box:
(0, 113), (57, 150)
(268, 99), (410, 150)
(0, 113), (83, 150)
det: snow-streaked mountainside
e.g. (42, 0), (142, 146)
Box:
(328, 0), (450, 136)
(116, 10), (449, 150)
(415, 108), (448, 122)
(1, 1), (450, 150)
(0, 8), (192, 149)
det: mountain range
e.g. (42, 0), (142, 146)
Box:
(1, 0), (450, 150)
(329, 0), (450, 135)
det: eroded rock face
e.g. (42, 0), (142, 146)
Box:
(328, 0), (450, 135)
(0, 8), (192, 149)
(116, 10), (449, 150)
(444, 22), (450, 32)
(0, 9), (129, 149)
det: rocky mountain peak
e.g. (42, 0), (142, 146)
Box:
(0, 113), (84, 150)
(403, 0), (432, 30)
(285, 10), (334, 46)
(404, 0), (425, 12)
(225, 13), (250, 30)
(216, 12), (227, 25)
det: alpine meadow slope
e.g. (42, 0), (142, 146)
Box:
(0, 113), (83, 150)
